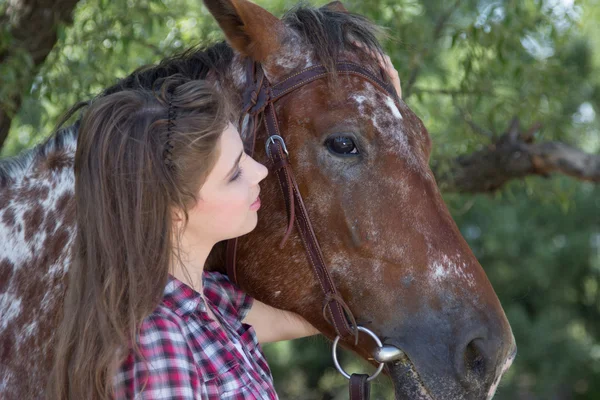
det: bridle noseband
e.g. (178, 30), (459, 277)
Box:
(225, 57), (403, 399)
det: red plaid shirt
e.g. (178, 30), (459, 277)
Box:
(113, 271), (278, 399)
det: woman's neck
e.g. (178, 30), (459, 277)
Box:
(171, 235), (215, 293)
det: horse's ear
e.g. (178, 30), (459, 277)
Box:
(202, 0), (286, 62)
(323, 1), (348, 13)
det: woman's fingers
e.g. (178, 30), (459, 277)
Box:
(379, 54), (402, 99)
(351, 41), (402, 99)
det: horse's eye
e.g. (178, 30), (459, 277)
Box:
(326, 136), (359, 155)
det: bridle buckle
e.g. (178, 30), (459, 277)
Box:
(265, 135), (289, 158)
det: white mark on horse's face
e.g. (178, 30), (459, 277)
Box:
(352, 94), (368, 105)
(270, 46), (315, 71)
(349, 82), (419, 170)
(233, 31), (314, 84)
(385, 96), (403, 119)
(229, 35), (316, 92)
(433, 262), (448, 280)
(429, 254), (476, 288)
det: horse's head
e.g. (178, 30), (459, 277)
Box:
(204, 1), (516, 398)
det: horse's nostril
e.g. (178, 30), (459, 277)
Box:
(464, 338), (487, 380)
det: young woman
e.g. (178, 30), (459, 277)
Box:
(48, 76), (318, 400)
(49, 56), (400, 400)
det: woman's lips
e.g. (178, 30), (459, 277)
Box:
(250, 196), (261, 211)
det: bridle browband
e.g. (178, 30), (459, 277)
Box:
(225, 56), (401, 400)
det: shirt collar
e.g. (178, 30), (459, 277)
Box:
(162, 274), (207, 318)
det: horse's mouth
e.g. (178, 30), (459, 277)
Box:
(387, 358), (436, 400)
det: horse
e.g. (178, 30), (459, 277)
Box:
(0, 1), (516, 399)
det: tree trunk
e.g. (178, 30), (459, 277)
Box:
(0, 0), (80, 150)
(434, 118), (600, 193)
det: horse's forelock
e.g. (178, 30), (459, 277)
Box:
(282, 5), (386, 73)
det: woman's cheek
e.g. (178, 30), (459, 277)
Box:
(216, 192), (248, 220)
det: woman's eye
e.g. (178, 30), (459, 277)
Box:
(325, 136), (359, 155)
(230, 167), (243, 182)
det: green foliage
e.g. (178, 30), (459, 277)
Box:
(0, 23), (35, 116)
(1, 0), (217, 156)
(447, 179), (600, 399)
(345, 0), (600, 166)
(2, 0), (599, 398)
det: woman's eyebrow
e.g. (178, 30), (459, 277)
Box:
(225, 150), (244, 180)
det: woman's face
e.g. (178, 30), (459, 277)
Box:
(183, 123), (268, 245)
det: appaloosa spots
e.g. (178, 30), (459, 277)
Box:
(23, 204), (45, 242)
(0, 259), (14, 292)
(263, 32), (315, 81)
(44, 210), (57, 234)
(47, 227), (71, 266)
(429, 254), (476, 288)
(0, 293), (22, 330)
(1, 329), (13, 358)
(0, 191), (10, 211)
(22, 184), (47, 203)
(349, 81), (419, 170)
(55, 192), (71, 215)
(45, 151), (73, 171)
(1, 208), (15, 227)
(40, 185), (49, 200)
(0, 123), (78, 397)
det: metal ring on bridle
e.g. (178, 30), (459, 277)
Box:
(265, 135), (289, 158)
(332, 326), (385, 381)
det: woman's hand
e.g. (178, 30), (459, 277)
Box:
(243, 299), (319, 343)
(378, 53), (402, 99)
(352, 41), (402, 99)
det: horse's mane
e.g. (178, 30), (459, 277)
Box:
(282, 3), (385, 73)
(0, 4), (383, 188)
(0, 122), (79, 187)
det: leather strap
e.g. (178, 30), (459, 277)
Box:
(241, 62), (399, 116)
(350, 374), (371, 400)
(270, 62), (399, 105)
(226, 58), (399, 342)
(224, 58), (399, 399)
(266, 135), (356, 340)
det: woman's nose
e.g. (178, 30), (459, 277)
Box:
(251, 157), (269, 183)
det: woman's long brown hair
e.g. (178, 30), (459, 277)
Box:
(48, 76), (232, 399)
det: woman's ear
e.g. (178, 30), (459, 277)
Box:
(172, 207), (184, 224)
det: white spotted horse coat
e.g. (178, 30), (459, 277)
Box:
(0, 126), (77, 398)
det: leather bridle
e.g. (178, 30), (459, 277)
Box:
(225, 57), (401, 399)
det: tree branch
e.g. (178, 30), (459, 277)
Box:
(412, 87), (491, 96)
(435, 119), (600, 192)
(0, 0), (80, 150)
(403, 0), (462, 99)
(456, 105), (495, 139)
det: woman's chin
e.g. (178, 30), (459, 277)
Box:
(239, 214), (259, 236)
